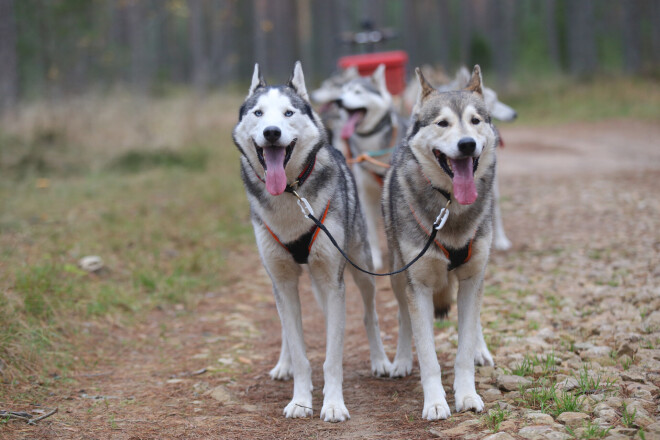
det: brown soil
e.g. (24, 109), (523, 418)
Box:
(2, 120), (659, 439)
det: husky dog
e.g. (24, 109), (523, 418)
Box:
(232, 61), (391, 422)
(383, 66), (496, 420)
(310, 66), (359, 152)
(337, 64), (407, 270)
(404, 66), (517, 251)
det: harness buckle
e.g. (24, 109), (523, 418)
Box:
(292, 190), (315, 218)
(433, 200), (451, 230)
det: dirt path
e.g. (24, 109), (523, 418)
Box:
(2, 120), (660, 439)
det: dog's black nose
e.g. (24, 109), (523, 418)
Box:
(263, 126), (281, 144)
(457, 137), (476, 155)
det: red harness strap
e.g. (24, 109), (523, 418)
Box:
(263, 199), (331, 263)
(408, 202), (474, 269)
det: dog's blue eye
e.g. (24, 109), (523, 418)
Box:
(471, 117), (480, 125)
(284, 110), (294, 117)
(254, 110), (263, 117)
(437, 120), (449, 128)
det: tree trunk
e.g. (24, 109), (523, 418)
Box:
(189, 0), (209, 92)
(543, 0), (560, 70)
(566, 0), (597, 75)
(622, 0), (641, 73)
(0, 0), (18, 111)
(127, 0), (151, 91)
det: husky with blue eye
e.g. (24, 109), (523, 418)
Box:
(232, 61), (391, 422)
(383, 65), (496, 420)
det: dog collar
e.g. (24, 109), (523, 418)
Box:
(284, 155), (316, 193)
(355, 112), (394, 138)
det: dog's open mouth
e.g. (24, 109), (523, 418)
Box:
(432, 149), (480, 205)
(255, 138), (297, 196)
(341, 108), (366, 140)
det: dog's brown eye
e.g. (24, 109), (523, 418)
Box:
(471, 117), (480, 125)
(437, 120), (449, 128)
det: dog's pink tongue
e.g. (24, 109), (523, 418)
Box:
(264, 147), (287, 196)
(450, 158), (478, 205)
(341, 111), (364, 139)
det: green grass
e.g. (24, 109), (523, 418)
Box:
(0, 92), (252, 388)
(518, 381), (586, 418)
(502, 75), (660, 125)
(621, 402), (637, 428)
(566, 420), (612, 439)
(483, 407), (509, 432)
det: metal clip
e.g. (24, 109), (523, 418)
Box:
(434, 200), (451, 230)
(292, 190), (315, 218)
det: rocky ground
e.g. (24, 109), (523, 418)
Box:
(1, 120), (659, 439)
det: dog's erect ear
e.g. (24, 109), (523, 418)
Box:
(287, 61), (309, 101)
(455, 66), (471, 88)
(371, 64), (388, 95)
(465, 65), (483, 97)
(414, 67), (436, 108)
(248, 63), (266, 97)
(343, 65), (360, 80)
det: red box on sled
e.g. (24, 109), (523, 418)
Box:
(338, 50), (409, 95)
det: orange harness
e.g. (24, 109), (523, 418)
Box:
(342, 124), (397, 187)
(262, 199), (331, 265)
(408, 202), (474, 270)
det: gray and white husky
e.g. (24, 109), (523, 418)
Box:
(310, 66), (359, 152)
(404, 66), (516, 250)
(383, 65), (495, 420)
(338, 64), (407, 270)
(232, 61), (391, 422)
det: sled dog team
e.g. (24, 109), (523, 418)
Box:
(232, 60), (516, 422)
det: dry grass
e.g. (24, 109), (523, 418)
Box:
(0, 90), (250, 384)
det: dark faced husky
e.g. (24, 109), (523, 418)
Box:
(310, 66), (359, 152)
(232, 62), (391, 422)
(338, 65), (407, 270)
(382, 65), (496, 420)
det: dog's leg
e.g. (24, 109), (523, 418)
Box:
(308, 263), (350, 423)
(407, 282), (451, 420)
(453, 269), (486, 413)
(389, 258), (413, 378)
(347, 258), (391, 377)
(492, 174), (512, 250)
(474, 319), (494, 366)
(269, 326), (293, 380)
(269, 277), (314, 419)
(358, 171), (384, 270)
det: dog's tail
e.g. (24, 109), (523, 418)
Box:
(433, 273), (458, 319)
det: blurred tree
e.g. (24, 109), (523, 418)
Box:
(189, 0), (210, 91)
(0, 0), (18, 111)
(566, 0), (597, 75)
(621, 0), (641, 73)
(543, 0), (560, 70)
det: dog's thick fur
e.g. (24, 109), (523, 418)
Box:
(404, 65), (517, 251)
(232, 62), (391, 422)
(383, 65), (495, 420)
(338, 65), (407, 270)
(310, 66), (359, 152)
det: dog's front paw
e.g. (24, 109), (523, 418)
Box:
(455, 391), (484, 413)
(390, 357), (413, 378)
(371, 357), (392, 377)
(474, 346), (494, 366)
(283, 399), (313, 419)
(269, 362), (293, 380)
(422, 399), (451, 421)
(320, 401), (350, 423)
